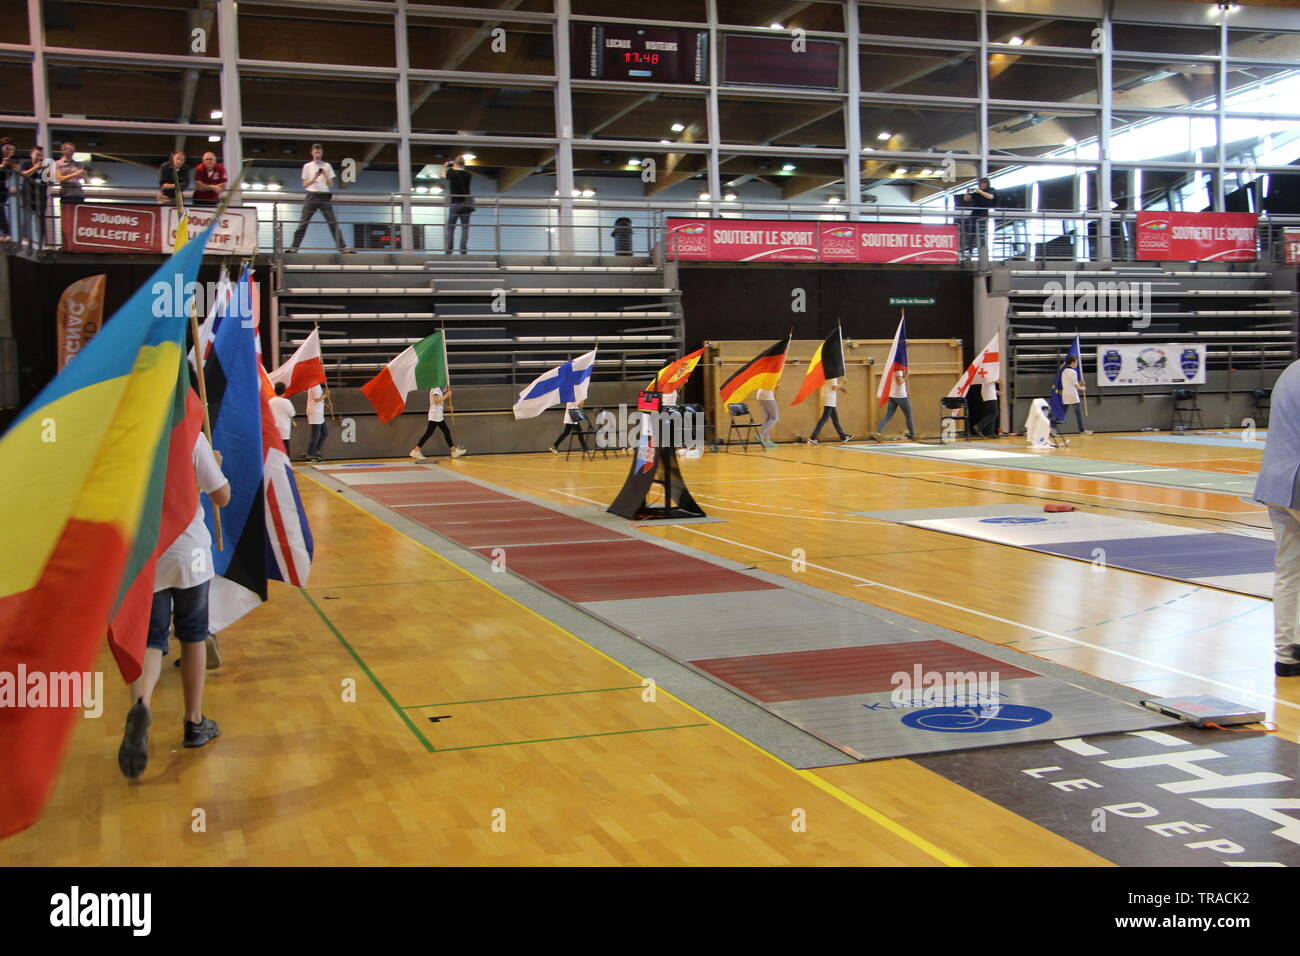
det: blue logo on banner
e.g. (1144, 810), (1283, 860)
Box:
(979, 517), (1048, 525)
(1180, 348), (1201, 380)
(901, 704), (1054, 733)
(1102, 349), (1122, 383)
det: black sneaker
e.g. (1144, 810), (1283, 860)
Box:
(1277, 644), (1300, 677)
(118, 699), (151, 779)
(184, 716), (221, 748)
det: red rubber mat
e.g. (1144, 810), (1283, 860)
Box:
(421, 516), (627, 548)
(357, 481), (517, 505)
(475, 540), (780, 603)
(692, 641), (1039, 703)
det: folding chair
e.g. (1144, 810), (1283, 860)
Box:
(1252, 388), (1271, 429)
(560, 407), (604, 460)
(1170, 388), (1205, 432)
(939, 396), (969, 443)
(725, 402), (764, 453)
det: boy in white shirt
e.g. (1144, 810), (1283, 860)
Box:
(410, 386), (465, 459)
(118, 432), (230, 778)
(288, 143), (353, 254)
(305, 383), (327, 461)
(872, 368), (916, 440)
(808, 378), (851, 444)
(269, 382), (295, 443)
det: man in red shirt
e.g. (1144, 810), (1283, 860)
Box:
(193, 151), (228, 206)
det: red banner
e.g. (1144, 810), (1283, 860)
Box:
(1135, 211), (1258, 262)
(667, 218), (959, 264)
(1284, 228), (1300, 266)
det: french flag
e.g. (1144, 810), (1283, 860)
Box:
(269, 327), (326, 397)
(877, 317), (909, 407)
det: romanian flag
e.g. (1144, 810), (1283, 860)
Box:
(362, 331), (449, 424)
(0, 228), (212, 837)
(650, 347), (705, 395)
(791, 328), (845, 406)
(876, 317), (909, 408)
(720, 338), (789, 404)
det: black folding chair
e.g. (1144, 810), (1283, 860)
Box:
(560, 407), (604, 460)
(939, 396), (969, 442)
(1170, 388), (1205, 432)
(725, 402), (764, 453)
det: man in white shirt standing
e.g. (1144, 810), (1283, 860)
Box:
(872, 368), (916, 440)
(118, 432), (230, 778)
(410, 386), (465, 459)
(1060, 354), (1091, 434)
(269, 382), (295, 444)
(756, 387), (779, 446)
(808, 378), (851, 444)
(288, 143), (353, 254)
(305, 383), (327, 461)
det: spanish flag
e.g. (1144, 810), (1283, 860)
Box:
(791, 328), (845, 406)
(0, 227), (212, 836)
(650, 347), (705, 395)
(720, 338), (789, 404)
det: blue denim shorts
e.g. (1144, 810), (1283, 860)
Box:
(147, 581), (211, 652)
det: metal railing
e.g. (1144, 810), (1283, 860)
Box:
(6, 181), (1300, 266)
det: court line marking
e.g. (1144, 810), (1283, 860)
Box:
(920, 472), (1256, 516)
(434, 724), (709, 753)
(666, 525), (1298, 715)
(304, 470), (968, 867)
(403, 686), (643, 709)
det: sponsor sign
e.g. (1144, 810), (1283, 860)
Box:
(1095, 343), (1207, 387)
(667, 218), (959, 264)
(1135, 211), (1258, 262)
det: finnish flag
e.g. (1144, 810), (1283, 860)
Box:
(512, 350), (597, 420)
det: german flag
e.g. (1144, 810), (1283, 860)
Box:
(650, 347), (706, 394)
(791, 328), (845, 405)
(719, 338), (789, 404)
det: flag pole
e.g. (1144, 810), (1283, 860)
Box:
(189, 279), (223, 552)
(441, 323), (453, 422)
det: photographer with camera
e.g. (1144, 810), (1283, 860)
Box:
(958, 177), (997, 259)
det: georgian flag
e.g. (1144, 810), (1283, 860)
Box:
(949, 333), (1001, 398)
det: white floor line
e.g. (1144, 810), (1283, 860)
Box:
(667, 525), (1297, 715)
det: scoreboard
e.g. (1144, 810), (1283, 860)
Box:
(570, 23), (708, 85)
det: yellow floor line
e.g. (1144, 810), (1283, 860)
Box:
(302, 468), (968, 867)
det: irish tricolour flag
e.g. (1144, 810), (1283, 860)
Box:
(361, 331), (448, 423)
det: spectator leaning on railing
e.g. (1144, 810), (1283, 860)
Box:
(158, 150), (190, 205)
(193, 151), (228, 207)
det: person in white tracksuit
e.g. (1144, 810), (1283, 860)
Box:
(1024, 397), (1054, 448)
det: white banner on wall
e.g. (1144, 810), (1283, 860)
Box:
(1095, 343), (1207, 387)
(162, 206), (258, 255)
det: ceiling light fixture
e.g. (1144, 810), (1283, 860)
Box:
(1008, 36), (1025, 46)
(877, 131), (891, 141)
(670, 123), (685, 132)
(781, 163), (796, 171)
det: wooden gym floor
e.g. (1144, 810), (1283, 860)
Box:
(1, 432), (1289, 867)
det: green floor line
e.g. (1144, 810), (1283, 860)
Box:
(432, 723), (709, 753)
(403, 685), (644, 709)
(302, 590), (437, 753)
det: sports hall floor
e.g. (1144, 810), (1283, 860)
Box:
(3, 430), (1292, 867)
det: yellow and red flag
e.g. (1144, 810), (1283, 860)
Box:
(0, 228), (212, 836)
(791, 328), (845, 406)
(719, 338), (789, 405)
(650, 347), (705, 395)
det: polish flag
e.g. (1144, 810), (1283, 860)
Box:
(949, 333), (1001, 398)
(269, 327), (326, 397)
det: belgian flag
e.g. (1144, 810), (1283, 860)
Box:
(791, 328), (846, 405)
(719, 337), (789, 404)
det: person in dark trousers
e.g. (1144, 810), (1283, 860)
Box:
(444, 156), (474, 255)
(305, 383), (328, 461)
(409, 387), (465, 460)
(54, 141), (85, 214)
(611, 217), (633, 255)
(973, 378), (1000, 438)
(960, 177), (997, 257)
(289, 143), (353, 254)
(21, 145), (47, 246)
(0, 138), (16, 240)
(549, 401), (590, 453)
(157, 150), (190, 204)
(808, 379), (851, 444)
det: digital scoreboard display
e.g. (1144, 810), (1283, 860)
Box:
(571, 23), (708, 85)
